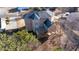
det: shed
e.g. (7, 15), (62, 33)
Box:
(23, 11), (52, 38)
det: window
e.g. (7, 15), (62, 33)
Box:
(44, 19), (52, 28)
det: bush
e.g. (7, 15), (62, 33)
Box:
(0, 30), (40, 51)
(51, 46), (64, 51)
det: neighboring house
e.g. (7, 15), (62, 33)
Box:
(23, 11), (52, 38)
(5, 17), (25, 31)
(0, 16), (25, 32)
(0, 8), (27, 32)
(0, 7), (26, 32)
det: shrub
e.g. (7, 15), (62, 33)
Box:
(0, 30), (40, 51)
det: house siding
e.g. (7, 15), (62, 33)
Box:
(32, 19), (40, 32)
(24, 19), (33, 31)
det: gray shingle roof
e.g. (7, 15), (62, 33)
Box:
(38, 11), (51, 18)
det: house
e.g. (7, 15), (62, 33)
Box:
(23, 11), (52, 38)
(0, 9), (25, 32)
